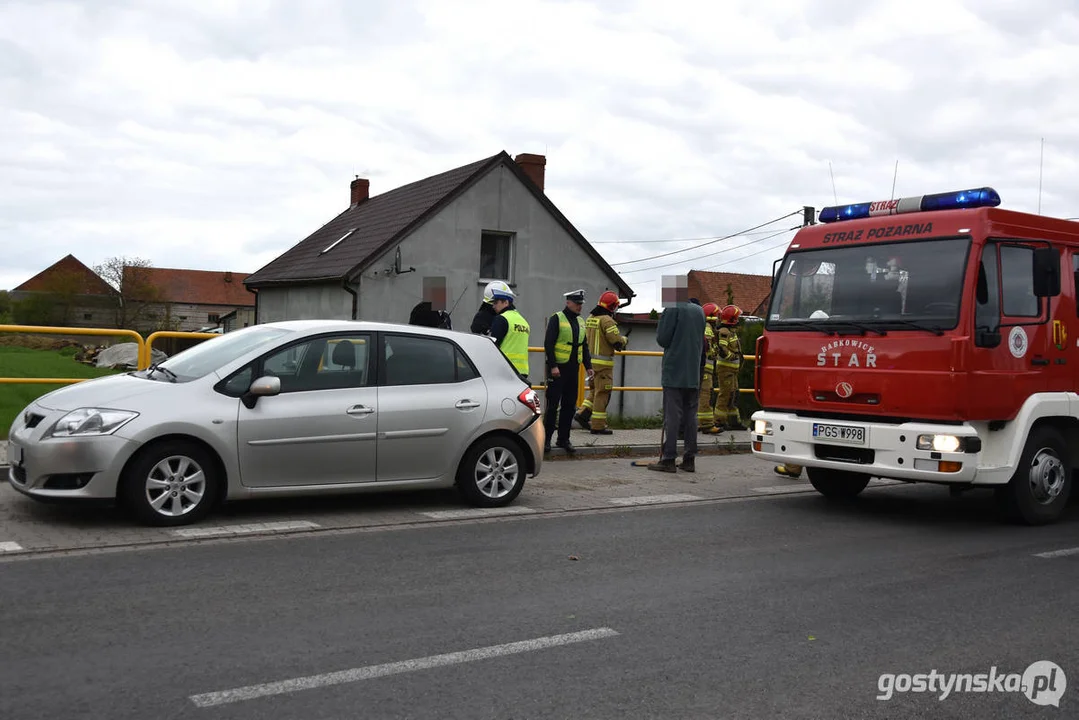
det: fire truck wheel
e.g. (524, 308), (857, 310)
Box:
(996, 425), (1072, 525)
(806, 467), (871, 499)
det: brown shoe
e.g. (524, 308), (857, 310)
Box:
(647, 459), (677, 473)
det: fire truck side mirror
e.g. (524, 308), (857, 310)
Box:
(1032, 247), (1061, 298)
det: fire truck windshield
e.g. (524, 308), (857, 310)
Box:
(766, 237), (971, 332)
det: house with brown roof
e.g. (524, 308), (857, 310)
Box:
(125, 266), (256, 332)
(686, 270), (775, 317)
(10, 254), (118, 328)
(245, 151), (633, 379)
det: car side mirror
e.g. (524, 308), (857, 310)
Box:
(1033, 247), (1060, 297)
(242, 375), (281, 409)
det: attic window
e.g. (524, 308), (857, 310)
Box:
(322, 228), (356, 255)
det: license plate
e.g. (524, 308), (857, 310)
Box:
(812, 423), (865, 445)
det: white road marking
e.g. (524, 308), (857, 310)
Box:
(608, 494), (701, 505)
(0, 542), (23, 552)
(170, 521), (320, 538)
(1034, 547), (1079, 559)
(419, 507), (535, 520)
(189, 627), (620, 707)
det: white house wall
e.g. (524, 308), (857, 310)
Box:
(357, 164), (627, 383)
(256, 284), (353, 324)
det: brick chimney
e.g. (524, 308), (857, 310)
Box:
(350, 177), (370, 207)
(514, 153), (545, 192)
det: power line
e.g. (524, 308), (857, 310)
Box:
(618, 224), (801, 274)
(591, 227), (791, 244)
(698, 230), (796, 271)
(609, 211), (801, 267)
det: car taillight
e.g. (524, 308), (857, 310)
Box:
(517, 388), (542, 415)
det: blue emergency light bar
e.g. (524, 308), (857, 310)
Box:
(818, 187), (1001, 223)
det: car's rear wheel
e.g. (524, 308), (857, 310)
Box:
(121, 440), (220, 526)
(456, 436), (526, 508)
(807, 467), (871, 499)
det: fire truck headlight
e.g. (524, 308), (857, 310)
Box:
(917, 434), (961, 453)
(754, 420), (772, 436)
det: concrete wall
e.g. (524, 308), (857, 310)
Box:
(355, 164), (626, 383)
(255, 284), (354, 324)
(157, 303), (256, 332)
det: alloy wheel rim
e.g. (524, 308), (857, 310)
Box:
(145, 455), (207, 517)
(475, 447), (519, 499)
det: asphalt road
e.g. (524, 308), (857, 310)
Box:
(1, 486), (1077, 719)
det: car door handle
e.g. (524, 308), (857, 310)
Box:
(346, 404), (375, 416)
(455, 400), (481, 410)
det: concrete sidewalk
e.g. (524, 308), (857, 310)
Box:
(0, 426), (752, 468)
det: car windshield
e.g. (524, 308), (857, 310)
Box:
(766, 237), (971, 332)
(153, 326), (292, 381)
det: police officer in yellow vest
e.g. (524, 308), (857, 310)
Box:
(574, 291), (627, 434)
(543, 289), (593, 453)
(488, 286), (530, 384)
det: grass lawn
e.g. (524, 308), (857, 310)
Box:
(0, 347), (123, 438)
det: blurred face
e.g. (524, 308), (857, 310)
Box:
(566, 299), (583, 312)
(492, 298), (510, 312)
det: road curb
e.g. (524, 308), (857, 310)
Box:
(544, 442), (752, 460)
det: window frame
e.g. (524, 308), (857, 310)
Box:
(377, 332), (480, 387)
(987, 238), (1054, 329)
(214, 331), (376, 397)
(478, 230), (516, 284)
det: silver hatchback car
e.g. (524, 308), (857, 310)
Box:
(7, 320), (545, 526)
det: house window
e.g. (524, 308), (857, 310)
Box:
(208, 313), (220, 323)
(480, 231), (514, 281)
(179, 316), (188, 321)
(83, 313), (92, 321)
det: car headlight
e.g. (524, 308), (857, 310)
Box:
(754, 420), (773, 436)
(916, 434), (961, 453)
(47, 408), (139, 438)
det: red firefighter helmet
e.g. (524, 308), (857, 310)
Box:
(702, 302), (720, 320)
(720, 304), (742, 326)
(598, 291), (620, 311)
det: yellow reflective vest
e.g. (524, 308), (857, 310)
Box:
(498, 308), (530, 375)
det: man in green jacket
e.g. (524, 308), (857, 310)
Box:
(648, 295), (705, 473)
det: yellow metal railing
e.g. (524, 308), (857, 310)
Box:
(0, 324), (147, 385)
(142, 330), (221, 369)
(0, 326), (759, 403)
(0, 324), (220, 386)
(526, 346), (758, 406)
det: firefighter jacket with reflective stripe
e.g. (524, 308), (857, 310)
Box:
(498, 308), (530, 375)
(716, 326), (742, 370)
(704, 323), (718, 361)
(585, 310), (626, 366)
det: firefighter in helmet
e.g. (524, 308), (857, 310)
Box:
(710, 304), (747, 432)
(574, 291), (627, 434)
(697, 303), (720, 431)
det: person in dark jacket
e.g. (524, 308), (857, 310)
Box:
(543, 289), (593, 453)
(648, 295), (705, 473)
(409, 301), (451, 329)
(470, 281), (509, 335)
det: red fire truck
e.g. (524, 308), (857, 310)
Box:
(750, 187), (1078, 524)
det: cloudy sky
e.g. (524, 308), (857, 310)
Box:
(3, 0), (1078, 311)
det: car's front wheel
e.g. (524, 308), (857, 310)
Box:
(120, 440), (220, 526)
(456, 436), (527, 508)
